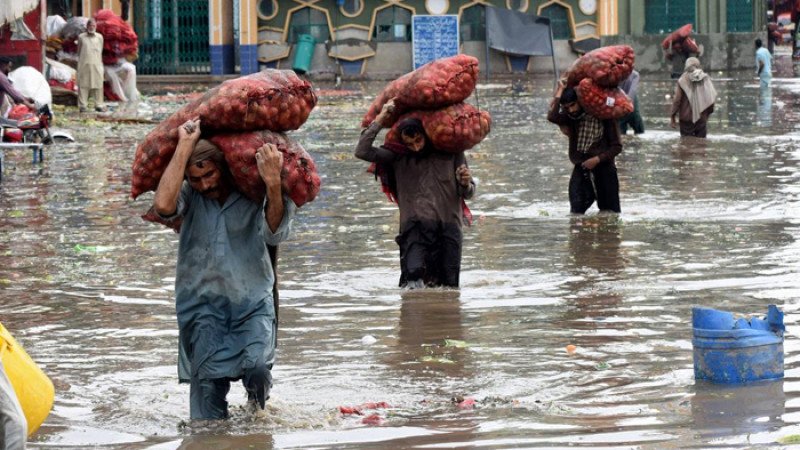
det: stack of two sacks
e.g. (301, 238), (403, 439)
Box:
(132, 70), (321, 227)
(362, 54), (491, 153)
(661, 24), (699, 58)
(565, 45), (636, 120)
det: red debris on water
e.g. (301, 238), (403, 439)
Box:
(457, 397), (476, 409)
(338, 401), (392, 416)
(361, 413), (383, 425)
(360, 402), (391, 409)
(338, 406), (363, 416)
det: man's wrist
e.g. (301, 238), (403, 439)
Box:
(265, 179), (282, 192)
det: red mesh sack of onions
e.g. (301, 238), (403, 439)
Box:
(576, 78), (633, 120)
(661, 24), (693, 50)
(94, 9), (139, 64)
(384, 103), (492, 153)
(681, 37), (699, 54)
(566, 45), (635, 88)
(362, 54), (479, 127)
(208, 131), (320, 208)
(141, 131), (320, 230)
(131, 70), (317, 199)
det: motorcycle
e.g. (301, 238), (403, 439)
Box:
(2, 104), (75, 145)
(0, 103), (75, 182)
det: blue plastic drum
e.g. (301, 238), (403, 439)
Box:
(692, 305), (784, 384)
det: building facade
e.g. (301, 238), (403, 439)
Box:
(74, 0), (766, 76)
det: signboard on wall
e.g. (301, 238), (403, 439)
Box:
(412, 15), (459, 69)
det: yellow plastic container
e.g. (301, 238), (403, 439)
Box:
(0, 322), (54, 436)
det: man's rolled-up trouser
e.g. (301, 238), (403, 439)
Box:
(0, 359), (27, 450)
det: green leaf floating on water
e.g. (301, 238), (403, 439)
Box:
(8, 210), (23, 218)
(419, 356), (455, 364)
(444, 339), (469, 348)
(595, 362), (611, 370)
(779, 435), (800, 444)
(74, 244), (114, 253)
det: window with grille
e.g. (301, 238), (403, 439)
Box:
(644, 0), (696, 35)
(460, 5), (486, 41)
(507, 0), (528, 12)
(289, 8), (330, 43)
(134, 0), (210, 74)
(727, 0), (753, 32)
(540, 4), (571, 39)
(374, 6), (412, 42)
(257, 0), (277, 19)
(341, 0), (363, 17)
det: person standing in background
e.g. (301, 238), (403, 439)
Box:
(756, 39), (773, 88)
(77, 18), (106, 113)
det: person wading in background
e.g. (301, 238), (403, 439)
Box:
(670, 57), (717, 138)
(756, 38), (773, 88)
(152, 119), (295, 420)
(76, 18), (106, 113)
(548, 82), (623, 215)
(618, 69), (645, 135)
(355, 100), (475, 289)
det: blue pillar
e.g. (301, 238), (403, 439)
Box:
(211, 44), (235, 75)
(240, 45), (259, 74)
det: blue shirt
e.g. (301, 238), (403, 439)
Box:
(164, 182), (295, 381)
(756, 47), (772, 83)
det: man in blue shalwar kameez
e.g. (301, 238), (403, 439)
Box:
(153, 118), (295, 420)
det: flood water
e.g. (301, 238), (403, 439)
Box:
(2, 68), (800, 449)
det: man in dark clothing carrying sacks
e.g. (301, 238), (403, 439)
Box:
(547, 83), (623, 214)
(355, 100), (475, 289)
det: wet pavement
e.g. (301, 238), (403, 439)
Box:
(1, 67), (800, 449)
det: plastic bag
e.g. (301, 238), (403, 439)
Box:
(8, 67), (52, 109)
(104, 62), (139, 104)
(46, 57), (76, 84)
(46, 15), (67, 37)
(58, 17), (88, 53)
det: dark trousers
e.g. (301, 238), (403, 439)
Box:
(618, 96), (644, 135)
(679, 119), (708, 138)
(569, 162), (621, 214)
(189, 363), (272, 420)
(397, 221), (463, 288)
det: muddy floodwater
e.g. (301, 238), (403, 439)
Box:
(2, 72), (800, 449)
